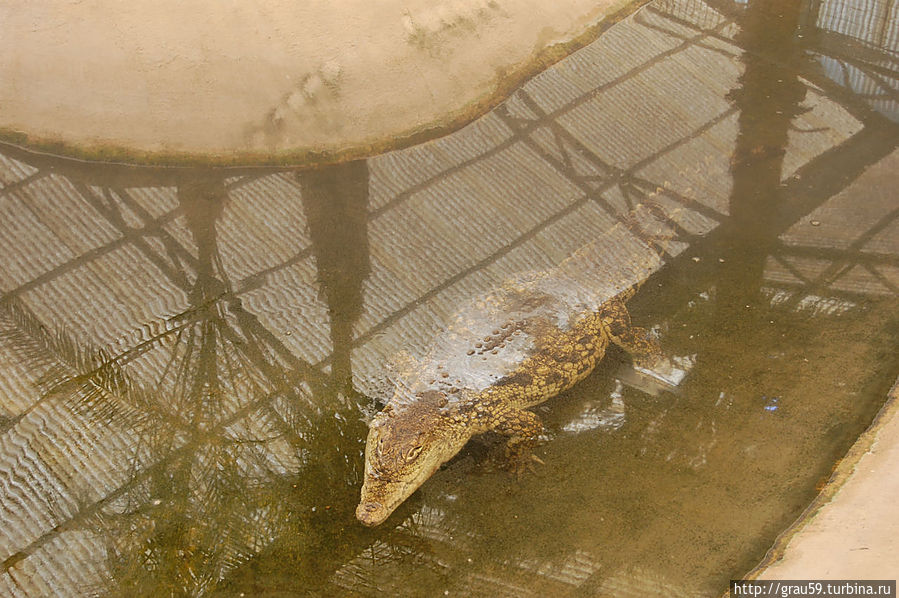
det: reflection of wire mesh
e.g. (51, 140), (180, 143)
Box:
(812, 0), (899, 121)
(652, 0), (730, 29)
(815, 0), (899, 50)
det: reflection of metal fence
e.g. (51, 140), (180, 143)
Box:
(653, 0), (731, 29)
(764, 152), (899, 315)
(0, 0), (896, 596)
(763, 0), (899, 313)
(811, 0), (899, 121)
(814, 0), (899, 49)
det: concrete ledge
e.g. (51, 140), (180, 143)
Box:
(0, 0), (639, 166)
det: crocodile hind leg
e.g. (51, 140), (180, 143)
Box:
(600, 298), (662, 367)
(488, 408), (545, 474)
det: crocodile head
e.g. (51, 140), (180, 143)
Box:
(357, 390), (471, 526)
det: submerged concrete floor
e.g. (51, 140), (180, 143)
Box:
(750, 151), (899, 583)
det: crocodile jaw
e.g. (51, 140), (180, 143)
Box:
(356, 463), (441, 527)
(356, 422), (470, 526)
(357, 389), (476, 526)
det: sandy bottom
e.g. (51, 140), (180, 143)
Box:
(0, 0), (632, 164)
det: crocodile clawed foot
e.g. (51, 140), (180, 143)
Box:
(503, 444), (544, 478)
(484, 441), (543, 476)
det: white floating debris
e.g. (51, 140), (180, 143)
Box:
(631, 354), (695, 389)
(562, 381), (627, 434)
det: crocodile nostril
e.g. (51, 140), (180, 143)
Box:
(361, 502), (381, 512)
(356, 501), (386, 526)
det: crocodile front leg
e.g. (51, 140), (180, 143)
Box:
(487, 408), (544, 473)
(600, 298), (661, 365)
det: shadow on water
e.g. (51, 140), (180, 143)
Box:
(0, 0), (897, 596)
(298, 162), (371, 395)
(723, 0), (808, 295)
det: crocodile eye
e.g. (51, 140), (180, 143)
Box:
(376, 437), (385, 457)
(405, 446), (423, 461)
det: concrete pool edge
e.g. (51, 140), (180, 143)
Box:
(739, 374), (899, 585)
(0, 0), (645, 169)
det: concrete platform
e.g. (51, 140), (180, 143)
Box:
(0, 0), (635, 165)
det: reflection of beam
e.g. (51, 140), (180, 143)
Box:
(353, 193), (594, 348)
(781, 126), (899, 224)
(789, 56), (895, 125)
(775, 241), (899, 270)
(102, 186), (195, 288)
(813, 30), (899, 83)
(368, 13), (733, 223)
(0, 172), (266, 302)
(235, 246), (313, 294)
(499, 88), (730, 227)
(224, 305), (330, 395)
(637, 4), (740, 59)
(12, 176), (333, 394)
(0, 185), (186, 301)
(0, 171), (45, 199)
(3, 174), (333, 389)
(770, 205), (899, 308)
(763, 279), (895, 303)
(353, 79), (739, 359)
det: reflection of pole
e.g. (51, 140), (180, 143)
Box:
(298, 161), (371, 395)
(177, 176), (229, 435)
(178, 176), (228, 305)
(721, 0), (807, 313)
(233, 162), (375, 597)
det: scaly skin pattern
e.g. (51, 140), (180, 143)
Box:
(357, 220), (667, 527)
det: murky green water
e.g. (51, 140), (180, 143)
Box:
(1, 0), (897, 596)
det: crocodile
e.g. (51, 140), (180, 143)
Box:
(356, 213), (675, 526)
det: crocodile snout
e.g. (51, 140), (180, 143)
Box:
(356, 501), (387, 527)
